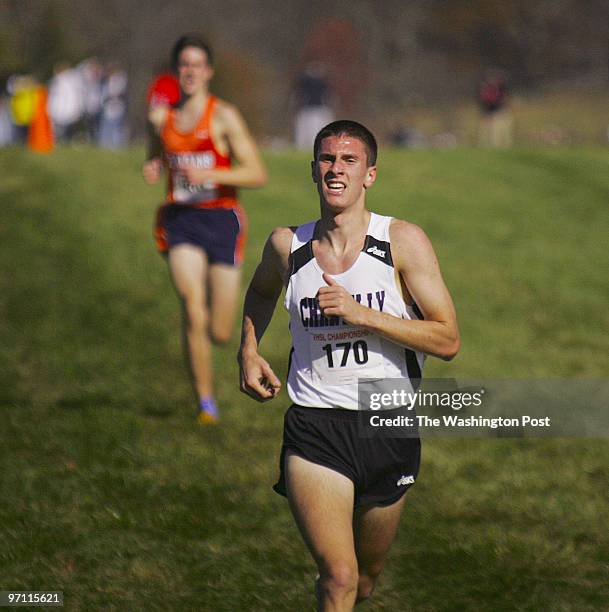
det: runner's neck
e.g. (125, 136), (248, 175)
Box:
(316, 209), (371, 254)
(180, 90), (209, 112)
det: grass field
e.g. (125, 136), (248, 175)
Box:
(1, 145), (608, 611)
(401, 89), (609, 146)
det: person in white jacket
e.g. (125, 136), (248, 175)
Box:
(47, 62), (84, 142)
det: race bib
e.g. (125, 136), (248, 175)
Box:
(172, 171), (218, 204)
(310, 328), (385, 386)
(168, 151), (218, 204)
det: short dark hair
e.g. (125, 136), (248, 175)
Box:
(313, 120), (378, 166)
(171, 35), (213, 71)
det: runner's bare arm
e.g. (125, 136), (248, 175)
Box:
(238, 228), (292, 400)
(317, 221), (460, 360)
(143, 105), (168, 183)
(183, 103), (267, 188)
(148, 104), (169, 134)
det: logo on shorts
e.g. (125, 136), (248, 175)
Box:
(396, 474), (415, 486)
(366, 246), (386, 258)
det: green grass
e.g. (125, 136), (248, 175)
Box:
(1, 145), (608, 611)
(405, 89), (609, 146)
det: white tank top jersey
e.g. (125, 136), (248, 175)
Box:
(284, 212), (425, 410)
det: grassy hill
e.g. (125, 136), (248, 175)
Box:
(391, 89), (609, 147)
(1, 146), (608, 610)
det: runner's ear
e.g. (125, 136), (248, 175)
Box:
(311, 160), (319, 183)
(364, 166), (377, 189)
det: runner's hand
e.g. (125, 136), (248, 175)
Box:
(182, 165), (214, 185)
(317, 273), (366, 326)
(238, 351), (281, 402)
(143, 157), (163, 184)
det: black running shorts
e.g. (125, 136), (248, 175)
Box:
(155, 205), (246, 265)
(274, 404), (421, 507)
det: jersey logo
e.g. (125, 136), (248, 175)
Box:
(396, 474), (415, 486)
(195, 129), (209, 139)
(362, 236), (393, 267)
(366, 245), (386, 258)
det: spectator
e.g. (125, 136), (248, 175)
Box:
(78, 57), (104, 143)
(146, 72), (180, 108)
(99, 62), (128, 149)
(47, 62), (84, 142)
(0, 91), (14, 146)
(478, 70), (513, 147)
(293, 62), (334, 150)
(8, 75), (38, 144)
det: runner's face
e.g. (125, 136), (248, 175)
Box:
(177, 47), (213, 96)
(312, 135), (376, 211)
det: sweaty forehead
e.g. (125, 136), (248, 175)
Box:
(318, 134), (367, 156)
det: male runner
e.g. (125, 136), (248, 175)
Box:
(143, 35), (267, 423)
(238, 120), (459, 610)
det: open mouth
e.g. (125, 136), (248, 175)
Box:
(325, 181), (346, 195)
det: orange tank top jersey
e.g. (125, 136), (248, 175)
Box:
(154, 95), (247, 257)
(161, 95), (238, 208)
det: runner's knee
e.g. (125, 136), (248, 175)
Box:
(209, 323), (232, 345)
(319, 562), (358, 599)
(184, 299), (208, 334)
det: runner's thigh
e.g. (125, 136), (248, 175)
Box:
(208, 263), (241, 339)
(168, 244), (208, 302)
(353, 495), (406, 574)
(285, 451), (357, 570)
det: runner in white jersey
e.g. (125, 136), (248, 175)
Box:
(286, 211), (424, 409)
(238, 120), (459, 611)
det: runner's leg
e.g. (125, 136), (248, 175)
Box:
(352, 496), (406, 603)
(168, 244), (212, 400)
(285, 451), (358, 612)
(208, 263), (241, 345)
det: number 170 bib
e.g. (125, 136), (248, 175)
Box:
(310, 328), (386, 386)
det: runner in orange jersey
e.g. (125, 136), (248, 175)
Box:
(143, 35), (267, 423)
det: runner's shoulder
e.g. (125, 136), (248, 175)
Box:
(212, 98), (244, 125)
(259, 227), (293, 276)
(268, 226), (296, 257)
(389, 218), (436, 267)
(389, 218), (427, 240)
